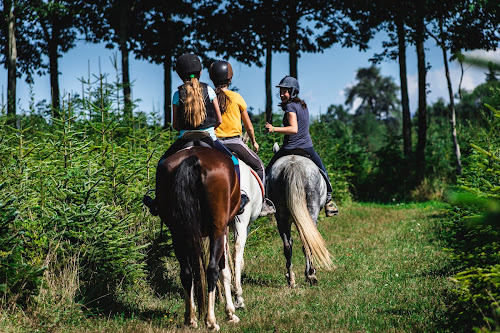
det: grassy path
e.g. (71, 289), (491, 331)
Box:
(7, 202), (454, 332)
(224, 201), (454, 332)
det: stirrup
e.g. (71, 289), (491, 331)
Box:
(325, 199), (339, 217)
(259, 198), (276, 217)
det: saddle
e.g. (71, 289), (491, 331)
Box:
(180, 130), (214, 149)
(287, 148), (311, 159)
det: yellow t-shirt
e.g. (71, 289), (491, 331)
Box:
(215, 90), (247, 138)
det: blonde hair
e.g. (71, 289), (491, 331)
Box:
(183, 77), (206, 127)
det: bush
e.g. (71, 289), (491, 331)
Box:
(447, 101), (500, 331)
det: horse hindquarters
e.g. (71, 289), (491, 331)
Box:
(168, 155), (207, 326)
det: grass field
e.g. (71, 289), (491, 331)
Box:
(2, 201), (457, 332)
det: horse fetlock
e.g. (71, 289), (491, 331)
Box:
(234, 297), (245, 309)
(286, 271), (296, 288)
(227, 313), (240, 323)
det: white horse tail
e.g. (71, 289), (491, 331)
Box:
(284, 162), (333, 270)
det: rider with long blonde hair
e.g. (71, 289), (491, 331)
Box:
(143, 53), (249, 215)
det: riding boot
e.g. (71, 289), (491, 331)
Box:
(324, 194), (338, 217)
(259, 198), (276, 216)
(238, 192), (250, 215)
(143, 190), (159, 216)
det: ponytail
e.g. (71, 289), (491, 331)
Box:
(183, 77), (206, 127)
(214, 84), (231, 115)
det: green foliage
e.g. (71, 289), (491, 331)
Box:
(0, 73), (170, 312)
(0, 187), (45, 306)
(447, 100), (500, 331)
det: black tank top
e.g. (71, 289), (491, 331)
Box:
(176, 82), (216, 130)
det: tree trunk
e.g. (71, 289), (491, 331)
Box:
(49, 24), (60, 117)
(415, 7), (427, 181)
(265, 43), (272, 122)
(163, 56), (172, 129)
(120, 0), (132, 117)
(397, 18), (411, 167)
(288, 0), (298, 79)
(440, 42), (462, 175)
(6, 0), (17, 124)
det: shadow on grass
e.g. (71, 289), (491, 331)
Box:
(81, 232), (185, 321)
(144, 234), (183, 297)
(241, 273), (283, 288)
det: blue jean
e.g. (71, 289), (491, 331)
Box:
(266, 146), (333, 195)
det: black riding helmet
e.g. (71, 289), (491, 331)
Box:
(209, 60), (233, 86)
(276, 76), (300, 98)
(176, 53), (202, 80)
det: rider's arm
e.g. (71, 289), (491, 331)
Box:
(241, 109), (259, 152)
(172, 104), (179, 131)
(266, 112), (298, 135)
(213, 98), (222, 128)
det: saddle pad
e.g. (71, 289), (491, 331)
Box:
(249, 168), (265, 198)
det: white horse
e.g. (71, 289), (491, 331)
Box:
(266, 153), (334, 288)
(230, 159), (264, 309)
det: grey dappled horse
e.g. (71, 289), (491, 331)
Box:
(266, 153), (333, 287)
(230, 159), (263, 309)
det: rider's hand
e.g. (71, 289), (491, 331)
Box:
(265, 122), (274, 133)
(252, 141), (259, 153)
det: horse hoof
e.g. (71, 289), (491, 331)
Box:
(228, 314), (240, 323)
(234, 297), (245, 309)
(184, 319), (198, 329)
(207, 323), (220, 331)
(307, 275), (318, 285)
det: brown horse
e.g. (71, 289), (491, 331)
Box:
(156, 146), (240, 330)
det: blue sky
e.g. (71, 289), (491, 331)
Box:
(1, 33), (498, 120)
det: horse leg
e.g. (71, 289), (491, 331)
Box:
(206, 234), (226, 331)
(233, 222), (250, 309)
(304, 199), (321, 285)
(219, 233), (240, 322)
(303, 247), (318, 285)
(175, 242), (198, 328)
(277, 218), (295, 288)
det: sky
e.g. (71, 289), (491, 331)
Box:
(1, 33), (499, 121)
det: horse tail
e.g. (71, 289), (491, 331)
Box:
(284, 162), (333, 270)
(172, 155), (207, 315)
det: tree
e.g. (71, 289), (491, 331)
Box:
(134, 0), (200, 128)
(414, 0), (428, 181)
(345, 66), (400, 119)
(197, 0), (284, 122)
(82, 0), (145, 118)
(284, 0), (339, 79)
(329, 0), (414, 168)
(485, 62), (499, 83)
(1, 0), (44, 123)
(29, 0), (83, 117)
(3, 0), (16, 121)
(426, 0), (500, 176)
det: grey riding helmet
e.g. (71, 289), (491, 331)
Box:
(176, 53), (202, 80)
(209, 60), (233, 86)
(276, 76), (299, 98)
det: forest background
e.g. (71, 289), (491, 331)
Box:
(1, 0), (499, 332)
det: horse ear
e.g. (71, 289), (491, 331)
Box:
(273, 142), (280, 154)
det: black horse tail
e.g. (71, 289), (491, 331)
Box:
(172, 155), (207, 316)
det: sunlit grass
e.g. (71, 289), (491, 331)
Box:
(0, 202), (455, 332)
